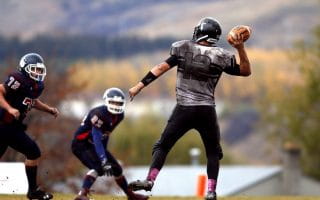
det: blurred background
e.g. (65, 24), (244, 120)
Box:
(0, 0), (320, 197)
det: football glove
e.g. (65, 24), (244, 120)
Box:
(101, 160), (113, 176)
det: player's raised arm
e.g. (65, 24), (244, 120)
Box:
(33, 99), (59, 118)
(128, 62), (171, 101)
(227, 25), (252, 76)
(235, 43), (251, 76)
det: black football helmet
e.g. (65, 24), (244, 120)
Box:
(103, 88), (126, 114)
(19, 53), (46, 81)
(192, 17), (222, 44)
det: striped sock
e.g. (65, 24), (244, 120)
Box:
(81, 175), (96, 192)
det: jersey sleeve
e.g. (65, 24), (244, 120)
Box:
(220, 51), (241, 76)
(165, 55), (179, 68)
(170, 40), (188, 57)
(91, 126), (107, 162)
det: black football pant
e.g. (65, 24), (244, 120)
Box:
(151, 104), (222, 180)
(0, 124), (41, 160)
(71, 140), (123, 177)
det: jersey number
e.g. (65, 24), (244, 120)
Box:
(182, 52), (218, 80)
(7, 76), (21, 90)
(91, 115), (103, 128)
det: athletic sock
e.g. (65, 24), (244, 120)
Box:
(80, 175), (96, 195)
(25, 165), (37, 192)
(147, 168), (159, 182)
(207, 179), (217, 193)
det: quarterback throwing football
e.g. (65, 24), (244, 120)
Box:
(128, 17), (251, 200)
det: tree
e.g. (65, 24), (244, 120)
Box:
(259, 26), (320, 180)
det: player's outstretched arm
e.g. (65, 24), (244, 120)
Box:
(33, 99), (59, 118)
(0, 84), (20, 119)
(129, 62), (171, 101)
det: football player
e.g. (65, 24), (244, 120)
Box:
(128, 17), (251, 200)
(0, 53), (59, 200)
(71, 88), (148, 200)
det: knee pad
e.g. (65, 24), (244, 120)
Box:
(86, 169), (98, 179)
(25, 142), (41, 160)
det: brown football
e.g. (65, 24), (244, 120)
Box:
(227, 25), (252, 45)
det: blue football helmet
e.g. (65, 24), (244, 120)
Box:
(103, 88), (126, 114)
(19, 53), (46, 82)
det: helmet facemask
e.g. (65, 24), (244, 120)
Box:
(25, 63), (46, 82)
(19, 53), (46, 82)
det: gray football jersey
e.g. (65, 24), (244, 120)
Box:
(170, 40), (238, 106)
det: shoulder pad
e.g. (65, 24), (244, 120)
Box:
(9, 72), (25, 82)
(171, 40), (189, 48)
(91, 106), (103, 115)
(170, 40), (190, 56)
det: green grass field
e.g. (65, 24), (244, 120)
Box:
(0, 194), (320, 200)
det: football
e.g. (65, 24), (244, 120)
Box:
(227, 25), (252, 45)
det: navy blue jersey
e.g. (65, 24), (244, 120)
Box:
(0, 71), (44, 123)
(73, 105), (124, 146)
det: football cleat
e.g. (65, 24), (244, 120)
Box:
(27, 187), (53, 200)
(74, 194), (90, 200)
(205, 191), (217, 200)
(128, 192), (149, 200)
(128, 179), (154, 191)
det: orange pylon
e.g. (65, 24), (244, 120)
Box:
(196, 174), (207, 197)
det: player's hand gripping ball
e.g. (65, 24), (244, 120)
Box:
(227, 25), (252, 46)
